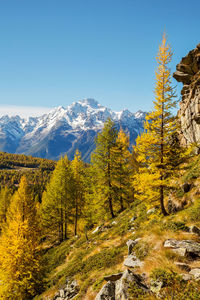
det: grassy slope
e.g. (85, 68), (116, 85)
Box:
(37, 155), (200, 299)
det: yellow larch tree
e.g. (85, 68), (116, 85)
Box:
(134, 33), (177, 215)
(0, 176), (43, 299)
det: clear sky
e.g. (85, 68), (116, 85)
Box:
(0, 0), (200, 115)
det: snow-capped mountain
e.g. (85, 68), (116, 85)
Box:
(0, 99), (146, 162)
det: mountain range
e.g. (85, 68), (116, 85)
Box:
(0, 99), (145, 162)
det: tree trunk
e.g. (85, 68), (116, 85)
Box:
(74, 199), (78, 236)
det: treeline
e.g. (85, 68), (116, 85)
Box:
(0, 35), (192, 299)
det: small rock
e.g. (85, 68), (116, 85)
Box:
(95, 281), (115, 300)
(130, 216), (137, 222)
(147, 208), (155, 214)
(111, 220), (117, 225)
(189, 268), (200, 280)
(124, 254), (143, 268)
(174, 262), (191, 272)
(92, 226), (102, 234)
(150, 280), (163, 296)
(180, 273), (193, 281)
(104, 273), (123, 282)
(189, 225), (200, 236)
(59, 289), (65, 297)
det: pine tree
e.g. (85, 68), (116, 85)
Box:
(134, 34), (177, 215)
(41, 156), (72, 242)
(0, 176), (43, 299)
(92, 118), (117, 218)
(71, 150), (85, 236)
(112, 129), (132, 211)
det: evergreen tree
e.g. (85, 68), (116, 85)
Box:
(134, 34), (177, 215)
(71, 150), (85, 236)
(0, 176), (43, 299)
(41, 156), (72, 242)
(112, 129), (132, 211)
(92, 118), (117, 218)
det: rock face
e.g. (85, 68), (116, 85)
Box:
(173, 44), (200, 146)
(53, 279), (79, 300)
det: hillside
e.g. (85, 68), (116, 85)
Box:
(37, 156), (200, 299)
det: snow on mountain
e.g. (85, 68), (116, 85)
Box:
(0, 99), (146, 161)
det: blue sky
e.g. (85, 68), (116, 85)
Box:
(0, 0), (199, 115)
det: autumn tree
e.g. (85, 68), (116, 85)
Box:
(112, 128), (132, 211)
(41, 156), (72, 242)
(0, 186), (12, 230)
(71, 150), (85, 236)
(134, 33), (177, 215)
(0, 176), (43, 299)
(92, 118), (117, 218)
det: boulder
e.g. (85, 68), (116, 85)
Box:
(189, 268), (200, 280)
(164, 239), (200, 257)
(124, 254), (143, 268)
(115, 269), (148, 300)
(95, 281), (115, 300)
(172, 248), (187, 257)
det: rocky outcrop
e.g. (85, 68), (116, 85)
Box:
(95, 270), (149, 300)
(164, 239), (200, 257)
(173, 43), (200, 147)
(53, 279), (79, 300)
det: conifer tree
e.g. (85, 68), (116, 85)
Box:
(92, 118), (117, 218)
(41, 156), (72, 242)
(134, 34), (177, 215)
(112, 129), (132, 211)
(0, 186), (12, 229)
(0, 176), (43, 299)
(71, 150), (85, 236)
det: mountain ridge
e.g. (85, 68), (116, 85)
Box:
(0, 99), (146, 161)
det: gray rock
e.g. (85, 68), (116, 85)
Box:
(180, 273), (193, 281)
(164, 239), (200, 257)
(173, 44), (200, 148)
(189, 225), (200, 236)
(130, 216), (137, 222)
(111, 221), (117, 225)
(124, 254), (143, 268)
(150, 280), (163, 296)
(147, 208), (155, 214)
(172, 248), (187, 257)
(189, 268), (200, 280)
(174, 262), (191, 272)
(59, 289), (65, 297)
(104, 273), (123, 282)
(95, 281), (115, 300)
(92, 226), (102, 234)
(115, 269), (148, 300)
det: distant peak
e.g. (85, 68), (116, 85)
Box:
(78, 98), (100, 108)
